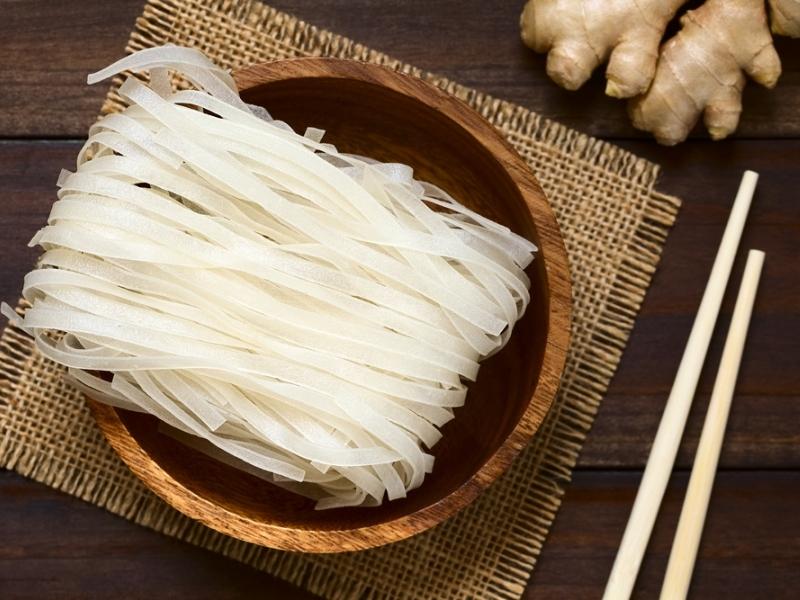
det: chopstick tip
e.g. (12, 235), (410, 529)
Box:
(742, 170), (759, 182)
(746, 250), (766, 270)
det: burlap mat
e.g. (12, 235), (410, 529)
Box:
(0, 1), (681, 598)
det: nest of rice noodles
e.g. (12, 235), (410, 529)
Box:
(4, 46), (536, 509)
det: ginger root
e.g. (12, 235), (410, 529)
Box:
(631, 0), (782, 145)
(521, 0), (799, 144)
(520, 0), (687, 97)
(769, 0), (800, 36)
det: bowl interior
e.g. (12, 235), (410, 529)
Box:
(115, 72), (550, 533)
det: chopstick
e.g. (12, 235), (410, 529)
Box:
(603, 171), (759, 600)
(660, 249), (764, 600)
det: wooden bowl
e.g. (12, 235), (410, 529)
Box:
(89, 58), (571, 553)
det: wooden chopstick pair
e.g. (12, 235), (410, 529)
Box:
(603, 171), (765, 600)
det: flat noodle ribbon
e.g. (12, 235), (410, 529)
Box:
(2, 44), (536, 508)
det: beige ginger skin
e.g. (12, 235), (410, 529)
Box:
(520, 0), (687, 97)
(770, 0), (800, 36)
(631, 0), (782, 145)
(521, 0), (800, 144)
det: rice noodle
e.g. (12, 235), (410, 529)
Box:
(3, 44), (537, 509)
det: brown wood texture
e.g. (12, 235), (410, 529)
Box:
(88, 57), (571, 553)
(2, 470), (798, 600)
(2, 0), (799, 139)
(0, 0), (798, 597)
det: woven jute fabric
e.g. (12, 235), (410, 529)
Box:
(0, 1), (681, 598)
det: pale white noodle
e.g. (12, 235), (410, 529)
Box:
(3, 44), (537, 508)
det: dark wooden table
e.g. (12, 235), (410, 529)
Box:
(1, 1), (798, 598)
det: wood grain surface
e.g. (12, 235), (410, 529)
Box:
(0, 0), (798, 597)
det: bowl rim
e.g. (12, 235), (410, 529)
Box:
(89, 56), (572, 553)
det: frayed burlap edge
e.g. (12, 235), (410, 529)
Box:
(0, 1), (681, 599)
